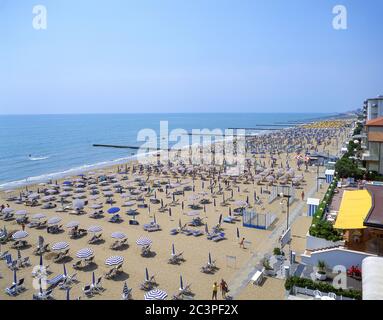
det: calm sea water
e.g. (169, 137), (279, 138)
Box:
(0, 113), (331, 189)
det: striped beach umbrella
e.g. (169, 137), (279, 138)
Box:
(122, 282), (130, 295)
(51, 241), (69, 251)
(32, 213), (46, 220)
(48, 217), (62, 225)
(136, 236), (152, 246)
(145, 267), (150, 281)
(66, 221), (79, 228)
(105, 256), (124, 266)
(180, 275), (184, 290)
(90, 204), (102, 209)
(144, 289), (168, 300)
(172, 243), (175, 256)
(76, 248), (94, 259)
(12, 230), (29, 240)
(88, 225), (102, 233)
(15, 210), (27, 216)
(92, 272), (96, 286)
(13, 269), (17, 285)
(111, 232), (126, 239)
(63, 264), (67, 277)
(3, 208), (14, 214)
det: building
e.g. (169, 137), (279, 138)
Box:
(362, 117), (383, 174)
(366, 96), (383, 121)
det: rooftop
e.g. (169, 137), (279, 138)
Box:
(366, 117), (383, 127)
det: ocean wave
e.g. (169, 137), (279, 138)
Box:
(29, 156), (50, 161)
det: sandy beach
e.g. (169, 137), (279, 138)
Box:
(0, 120), (353, 300)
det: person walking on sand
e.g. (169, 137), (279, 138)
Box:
(239, 237), (245, 249)
(21, 223), (25, 231)
(220, 279), (228, 299)
(212, 282), (218, 300)
(301, 190), (305, 201)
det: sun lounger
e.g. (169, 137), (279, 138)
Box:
(92, 277), (104, 292)
(192, 230), (203, 237)
(82, 284), (94, 297)
(33, 289), (53, 300)
(170, 228), (179, 235)
(140, 276), (156, 291)
(168, 252), (184, 264)
(5, 284), (18, 296)
(212, 232), (225, 242)
(47, 274), (65, 289)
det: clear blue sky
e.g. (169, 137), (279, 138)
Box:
(0, 0), (382, 114)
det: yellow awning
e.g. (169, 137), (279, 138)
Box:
(334, 190), (372, 230)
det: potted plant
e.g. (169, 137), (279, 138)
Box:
(316, 260), (327, 281)
(262, 258), (275, 276)
(273, 247), (284, 260)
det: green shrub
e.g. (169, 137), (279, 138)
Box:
(285, 276), (362, 300)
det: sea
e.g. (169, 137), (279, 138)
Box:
(0, 113), (334, 190)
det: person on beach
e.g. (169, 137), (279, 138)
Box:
(301, 191), (305, 201)
(220, 279), (228, 299)
(21, 223), (25, 231)
(212, 282), (218, 300)
(239, 237), (245, 249)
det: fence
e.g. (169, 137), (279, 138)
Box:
(292, 286), (355, 300)
(268, 185), (295, 204)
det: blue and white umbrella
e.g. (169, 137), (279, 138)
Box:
(63, 263), (67, 277)
(180, 275), (184, 290)
(122, 282), (130, 295)
(88, 226), (102, 233)
(66, 221), (79, 228)
(48, 217), (62, 225)
(76, 248), (94, 259)
(51, 241), (69, 251)
(3, 208), (14, 214)
(172, 243), (175, 256)
(66, 288), (71, 301)
(144, 289), (168, 300)
(12, 230), (29, 240)
(136, 236), (152, 246)
(145, 267), (150, 281)
(15, 210), (27, 216)
(32, 213), (46, 220)
(111, 232), (126, 239)
(105, 256), (124, 266)
(90, 204), (102, 209)
(107, 207), (120, 214)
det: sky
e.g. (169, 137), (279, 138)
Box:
(0, 0), (382, 114)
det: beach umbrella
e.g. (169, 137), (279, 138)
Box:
(76, 248), (94, 259)
(12, 230), (29, 240)
(13, 269), (17, 285)
(15, 210), (27, 216)
(236, 227), (240, 239)
(63, 181), (72, 186)
(229, 207), (232, 216)
(90, 204), (102, 209)
(51, 241), (69, 251)
(187, 210), (199, 217)
(208, 252), (212, 265)
(105, 256), (124, 266)
(180, 275), (184, 290)
(172, 244), (175, 256)
(47, 217), (62, 225)
(205, 223), (209, 234)
(66, 288), (71, 301)
(88, 225), (102, 233)
(178, 219), (182, 229)
(145, 267), (150, 281)
(181, 201), (184, 210)
(2, 208), (14, 215)
(66, 221), (79, 228)
(213, 198), (216, 207)
(168, 208), (172, 217)
(144, 289), (168, 300)
(111, 232), (126, 239)
(63, 264), (67, 277)
(122, 282), (130, 296)
(153, 214), (157, 224)
(219, 214), (222, 225)
(107, 207), (120, 214)
(136, 236), (152, 246)
(39, 254), (43, 267)
(92, 272), (96, 286)
(73, 199), (85, 209)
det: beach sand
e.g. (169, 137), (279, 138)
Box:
(0, 121), (352, 300)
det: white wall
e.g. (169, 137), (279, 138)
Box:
(306, 233), (344, 251)
(301, 248), (376, 269)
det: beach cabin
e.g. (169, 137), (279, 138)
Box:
(307, 198), (320, 217)
(325, 169), (335, 184)
(242, 209), (276, 230)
